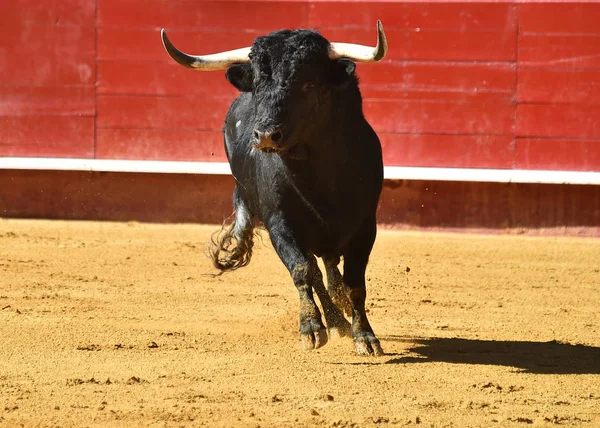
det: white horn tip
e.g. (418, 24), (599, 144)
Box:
(160, 28), (168, 48)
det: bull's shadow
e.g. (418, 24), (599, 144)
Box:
(383, 336), (600, 375)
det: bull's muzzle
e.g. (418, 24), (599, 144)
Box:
(253, 128), (284, 153)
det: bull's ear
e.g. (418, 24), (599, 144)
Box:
(331, 58), (356, 87)
(226, 64), (253, 92)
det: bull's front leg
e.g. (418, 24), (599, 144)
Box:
(268, 215), (328, 350)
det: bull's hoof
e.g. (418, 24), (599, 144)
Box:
(354, 335), (384, 356)
(300, 329), (328, 350)
(328, 321), (352, 339)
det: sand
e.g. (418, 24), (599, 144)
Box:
(1, 219), (599, 427)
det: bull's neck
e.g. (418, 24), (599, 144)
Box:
(283, 87), (366, 171)
(283, 114), (366, 177)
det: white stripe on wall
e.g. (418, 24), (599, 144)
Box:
(1, 157), (599, 185)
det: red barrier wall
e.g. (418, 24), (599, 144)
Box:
(1, 1), (600, 170)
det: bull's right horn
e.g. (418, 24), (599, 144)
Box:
(329, 20), (388, 63)
(161, 29), (251, 71)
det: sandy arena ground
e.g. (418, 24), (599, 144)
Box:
(1, 219), (599, 427)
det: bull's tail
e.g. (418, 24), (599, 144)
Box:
(208, 196), (255, 273)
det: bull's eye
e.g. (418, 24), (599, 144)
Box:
(302, 82), (315, 92)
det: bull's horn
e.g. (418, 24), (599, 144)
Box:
(161, 29), (251, 71)
(329, 20), (388, 62)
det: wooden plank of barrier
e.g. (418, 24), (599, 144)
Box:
(97, 0), (309, 30)
(519, 34), (600, 70)
(319, 28), (516, 62)
(0, 117), (94, 158)
(96, 128), (227, 162)
(309, 2), (518, 32)
(97, 61), (237, 96)
(518, 69), (600, 105)
(379, 134), (515, 169)
(0, 86), (95, 116)
(519, 3), (600, 34)
(358, 61), (515, 103)
(97, 95), (231, 131)
(515, 138), (600, 172)
(517, 104), (600, 140)
(0, 0), (95, 26)
(364, 100), (516, 136)
(98, 28), (263, 62)
(0, 23), (95, 86)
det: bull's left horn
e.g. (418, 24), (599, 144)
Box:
(328, 20), (388, 63)
(161, 29), (251, 71)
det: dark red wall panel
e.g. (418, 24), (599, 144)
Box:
(4, 170), (600, 234)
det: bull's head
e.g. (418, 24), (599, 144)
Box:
(161, 22), (387, 153)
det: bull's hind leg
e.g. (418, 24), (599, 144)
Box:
(309, 259), (351, 339)
(323, 257), (353, 318)
(267, 214), (328, 350)
(343, 217), (384, 356)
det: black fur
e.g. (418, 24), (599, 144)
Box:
(210, 29), (384, 355)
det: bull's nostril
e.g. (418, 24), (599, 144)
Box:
(271, 130), (283, 143)
(253, 130), (260, 140)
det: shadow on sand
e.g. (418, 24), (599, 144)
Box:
(381, 336), (600, 375)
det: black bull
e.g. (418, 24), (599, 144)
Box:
(161, 22), (388, 356)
